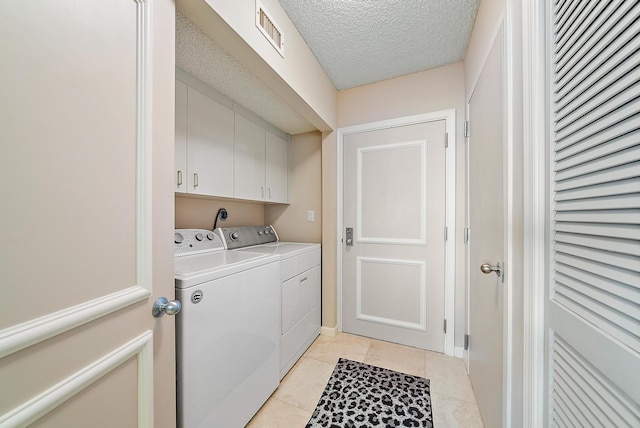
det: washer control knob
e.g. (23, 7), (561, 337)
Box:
(230, 231), (239, 240)
(174, 232), (184, 244)
(258, 231), (263, 236)
(206, 233), (215, 240)
(195, 233), (204, 241)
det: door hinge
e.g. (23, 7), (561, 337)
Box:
(464, 227), (470, 244)
(464, 334), (470, 350)
(444, 226), (448, 241)
(443, 319), (447, 334)
(445, 132), (449, 148)
(464, 120), (470, 138)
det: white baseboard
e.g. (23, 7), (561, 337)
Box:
(454, 346), (464, 358)
(320, 325), (337, 337)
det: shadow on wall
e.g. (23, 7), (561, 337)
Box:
(175, 195), (265, 230)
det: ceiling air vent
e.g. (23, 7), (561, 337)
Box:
(256, 1), (284, 57)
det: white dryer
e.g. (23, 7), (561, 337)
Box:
(174, 229), (280, 428)
(215, 225), (321, 378)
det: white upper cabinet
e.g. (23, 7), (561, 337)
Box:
(175, 80), (188, 193)
(175, 74), (289, 203)
(234, 113), (266, 201)
(186, 86), (234, 197)
(234, 115), (290, 203)
(266, 130), (289, 203)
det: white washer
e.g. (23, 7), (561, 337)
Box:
(174, 229), (280, 428)
(215, 226), (321, 378)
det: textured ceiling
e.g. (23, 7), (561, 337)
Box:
(277, 0), (480, 90)
(176, 12), (316, 135)
(175, 1), (480, 134)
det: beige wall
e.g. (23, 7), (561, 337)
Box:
(265, 131), (322, 243)
(321, 130), (339, 328)
(175, 195), (265, 230)
(319, 63), (467, 348)
(463, 0), (505, 100)
(338, 63), (465, 128)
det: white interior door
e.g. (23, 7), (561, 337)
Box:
(547, 1), (640, 425)
(468, 26), (505, 428)
(0, 1), (176, 426)
(342, 120), (447, 352)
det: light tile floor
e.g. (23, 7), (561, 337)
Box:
(247, 333), (485, 427)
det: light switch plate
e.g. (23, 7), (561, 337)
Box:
(307, 210), (314, 222)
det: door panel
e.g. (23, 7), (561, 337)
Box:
(343, 121), (446, 351)
(468, 26), (504, 428)
(0, 0), (175, 426)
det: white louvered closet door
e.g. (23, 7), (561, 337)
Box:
(549, 1), (640, 426)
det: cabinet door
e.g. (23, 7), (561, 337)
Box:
(187, 86), (234, 197)
(175, 80), (188, 193)
(265, 131), (289, 203)
(234, 113), (266, 201)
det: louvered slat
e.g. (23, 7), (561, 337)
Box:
(555, 279), (640, 335)
(554, 222), (640, 241)
(554, 253), (638, 287)
(555, 62), (640, 132)
(555, 115), (640, 161)
(555, 232), (640, 255)
(554, 283), (640, 349)
(555, 209), (639, 225)
(554, 0), (587, 47)
(555, 179), (640, 202)
(554, 161), (639, 192)
(555, 130), (640, 170)
(552, 337), (640, 426)
(555, 146), (640, 182)
(553, 0), (574, 26)
(554, 351), (626, 427)
(555, 81), (640, 141)
(553, 395), (576, 428)
(556, 263), (639, 303)
(554, 1), (612, 72)
(554, 3), (639, 92)
(555, 194), (640, 212)
(554, 102), (640, 152)
(555, 241), (640, 271)
(553, 377), (595, 427)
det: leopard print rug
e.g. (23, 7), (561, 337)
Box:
(306, 358), (434, 427)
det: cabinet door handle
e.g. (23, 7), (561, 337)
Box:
(299, 277), (308, 285)
(260, 186), (264, 198)
(177, 170), (183, 186)
(193, 173), (199, 188)
(268, 187), (272, 199)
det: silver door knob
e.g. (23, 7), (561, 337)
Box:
(480, 263), (502, 277)
(152, 297), (182, 317)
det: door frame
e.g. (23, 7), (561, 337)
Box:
(337, 109), (457, 357)
(521, 0), (547, 426)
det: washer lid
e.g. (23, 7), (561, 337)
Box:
(235, 242), (321, 259)
(175, 251), (279, 288)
